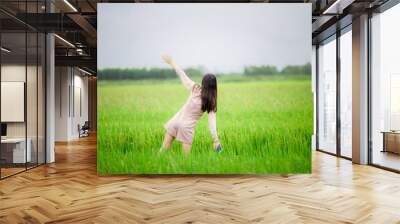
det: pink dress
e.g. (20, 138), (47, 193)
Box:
(164, 66), (218, 145)
(164, 86), (202, 144)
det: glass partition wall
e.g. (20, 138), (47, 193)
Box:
(0, 31), (27, 177)
(339, 28), (352, 159)
(370, 3), (400, 171)
(316, 26), (353, 159)
(317, 35), (337, 154)
(0, 3), (46, 179)
(315, 1), (400, 172)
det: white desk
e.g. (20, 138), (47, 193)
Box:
(1, 138), (31, 163)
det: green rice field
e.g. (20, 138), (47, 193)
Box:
(97, 75), (313, 174)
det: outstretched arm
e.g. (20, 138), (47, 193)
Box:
(208, 111), (220, 147)
(162, 54), (195, 90)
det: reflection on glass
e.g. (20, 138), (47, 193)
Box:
(38, 33), (46, 165)
(371, 4), (400, 171)
(340, 30), (352, 158)
(27, 31), (38, 169)
(318, 37), (337, 154)
(0, 1), (47, 179)
(1, 32), (27, 177)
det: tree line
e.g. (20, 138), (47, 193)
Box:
(243, 63), (311, 76)
(99, 63), (311, 80)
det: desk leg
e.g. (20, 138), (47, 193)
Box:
(382, 133), (386, 153)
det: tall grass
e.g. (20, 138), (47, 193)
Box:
(97, 76), (313, 174)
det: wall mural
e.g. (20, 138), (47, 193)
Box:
(97, 3), (312, 174)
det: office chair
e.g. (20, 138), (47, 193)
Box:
(79, 121), (90, 138)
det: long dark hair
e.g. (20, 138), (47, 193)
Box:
(201, 73), (217, 113)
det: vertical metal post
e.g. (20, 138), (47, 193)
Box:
(316, 45), (320, 150)
(25, 0), (28, 171)
(44, 31), (47, 164)
(367, 11), (373, 164)
(0, 24), (2, 179)
(36, 0), (39, 167)
(336, 28), (341, 156)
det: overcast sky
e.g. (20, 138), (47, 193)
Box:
(98, 3), (311, 73)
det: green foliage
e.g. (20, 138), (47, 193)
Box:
(244, 65), (278, 76)
(244, 63), (311, 76)
(184, 67), (203, 77)
(97, 76), (313, 174)
(99, 63), (311, 80)
(99, 67), (203, 80)
(280, 63), (311, 75)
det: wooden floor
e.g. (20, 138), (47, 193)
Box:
(1, 135), (400, 223)
(1, 167), (26, 178)
(373, 151), (400, 171)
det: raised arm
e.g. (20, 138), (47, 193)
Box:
(162, 54), (195, 90)
(208, 111), (220, 147)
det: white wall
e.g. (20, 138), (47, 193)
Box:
(77, 72), (89, 138)
(1, 65), (38, 138)
(1, 65), (26, 137)
(1, 64), (46, 164)
(55, 66), (70, 141)
(55, 67), (89, 141)
(72, 73), (89, 138)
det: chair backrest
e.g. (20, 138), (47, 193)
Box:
(82, 121), (90, 129)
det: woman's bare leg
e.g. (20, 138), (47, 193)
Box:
(182, 143), (192, 154)
(160, 132), (174, 152)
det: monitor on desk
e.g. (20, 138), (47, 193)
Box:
(1, 123), (7, 138)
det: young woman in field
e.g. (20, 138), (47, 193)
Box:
(160, 54), (221, 154)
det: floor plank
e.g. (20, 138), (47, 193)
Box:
(1, 135), (400, 223)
